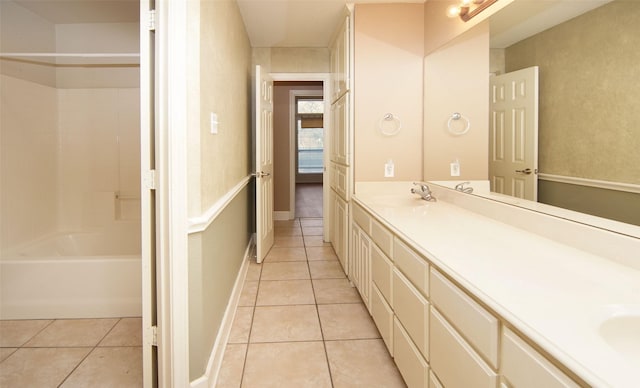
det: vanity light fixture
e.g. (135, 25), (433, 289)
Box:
(446, 0), (498, 22)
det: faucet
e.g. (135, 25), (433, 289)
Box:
(411, 182), (437, 202)
(454, 181), (474, 194)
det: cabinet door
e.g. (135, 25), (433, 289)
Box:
(333, 193), (348, 271)
(330, 16), (349, 101)
(331, 93), (349, 165)
(371, 284), (394, 355)
(358, 229), (371, 309)
(349, 222), (371, 309)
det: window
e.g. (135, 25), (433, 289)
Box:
(296, 99), (324, 175)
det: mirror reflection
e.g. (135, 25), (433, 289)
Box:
(487, 0), (640, 226)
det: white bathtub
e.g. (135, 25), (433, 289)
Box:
(0, 223), (142, 319)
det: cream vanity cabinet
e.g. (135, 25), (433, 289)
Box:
(329, 14), (352, 272)
(351, 200), (583, 388)
(330, 15), (349, 102)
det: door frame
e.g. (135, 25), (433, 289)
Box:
(289, 89), (325, 213)
(272, 73), (330, 241)
(151, 0), (190, 385)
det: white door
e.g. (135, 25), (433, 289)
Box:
(255, 65), (274, 263)
(489, 66), (539, 201)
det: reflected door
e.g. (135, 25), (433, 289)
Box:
(489, 66), (539, 201)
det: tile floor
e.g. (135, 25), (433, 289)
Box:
(0, 317), (142, 387)
(216, 218), (407, 387)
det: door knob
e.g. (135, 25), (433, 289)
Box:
(252, 171), (271, 178)
(515, 168), (533, 175)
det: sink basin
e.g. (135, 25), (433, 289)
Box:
(598, 307), (640, 365)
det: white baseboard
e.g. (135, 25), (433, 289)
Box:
(190, 235), (255, 388)
(274, 211), (293, 221)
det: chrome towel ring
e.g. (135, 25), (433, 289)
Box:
(378, 113), (402, 136)
(447, 112), (470, 136)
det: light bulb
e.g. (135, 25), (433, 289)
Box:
(446, 4), (462, 18)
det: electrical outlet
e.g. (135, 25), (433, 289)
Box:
(450, 160), (460, 177)
(384, 160), (394, 178)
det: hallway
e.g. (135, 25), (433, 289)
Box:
(216, 186), (405, 387)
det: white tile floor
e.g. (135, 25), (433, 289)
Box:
(0, 317), (142, 387)
(215, 218), (406, 387)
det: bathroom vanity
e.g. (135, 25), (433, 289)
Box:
(350, 181), (640, 388)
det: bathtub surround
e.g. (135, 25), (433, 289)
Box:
(0, 2), (141, 318)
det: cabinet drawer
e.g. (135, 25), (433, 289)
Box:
(430, 307), (498, 388)
(371, 219), (393, 258)
(393, 317), (428, 388)
(502, 328), (580, 388)
(352, 202), (370, 233)
(371, 284), (394, 356)
(429, 268), (499, 368)
(371, 243), (392, 304)
(393, 238), (429, 297)
(393, 268), (428, 360)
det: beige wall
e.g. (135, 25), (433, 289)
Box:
(197, 0), (253, 213)
(423, 22), (489, 181)
(354, 3), (425, 182)
(187, 0), (253, 381)
(504, 0), (640, 185)
(273, 81), (323, 212)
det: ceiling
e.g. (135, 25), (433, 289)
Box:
(9, 0), (613, 48)
(13, 0), (139, 24)
(236, 0), (425, 48)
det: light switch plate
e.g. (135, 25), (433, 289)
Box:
(210, 112), (218, 134)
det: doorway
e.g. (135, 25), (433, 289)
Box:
(271, 76), (330, 242)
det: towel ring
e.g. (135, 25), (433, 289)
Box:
(378, 113), (402, 136)
(447, 112), (470, 136)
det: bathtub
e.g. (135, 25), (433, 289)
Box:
(0, 223), (142, 319)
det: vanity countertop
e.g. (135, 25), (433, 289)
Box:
(353, 182), (640, 388)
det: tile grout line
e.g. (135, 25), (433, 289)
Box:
(238, 246), (262, 388)
(56, 317), (122, 387)
(301, 217), (336, 388)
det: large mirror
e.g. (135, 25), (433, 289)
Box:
(481, 0), (640, 229)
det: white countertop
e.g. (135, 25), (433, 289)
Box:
(353, 182), (640, 388)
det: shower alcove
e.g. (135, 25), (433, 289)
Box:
(0, 0), (142, 319)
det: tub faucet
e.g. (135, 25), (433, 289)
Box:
(411, 182), (437, 202)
